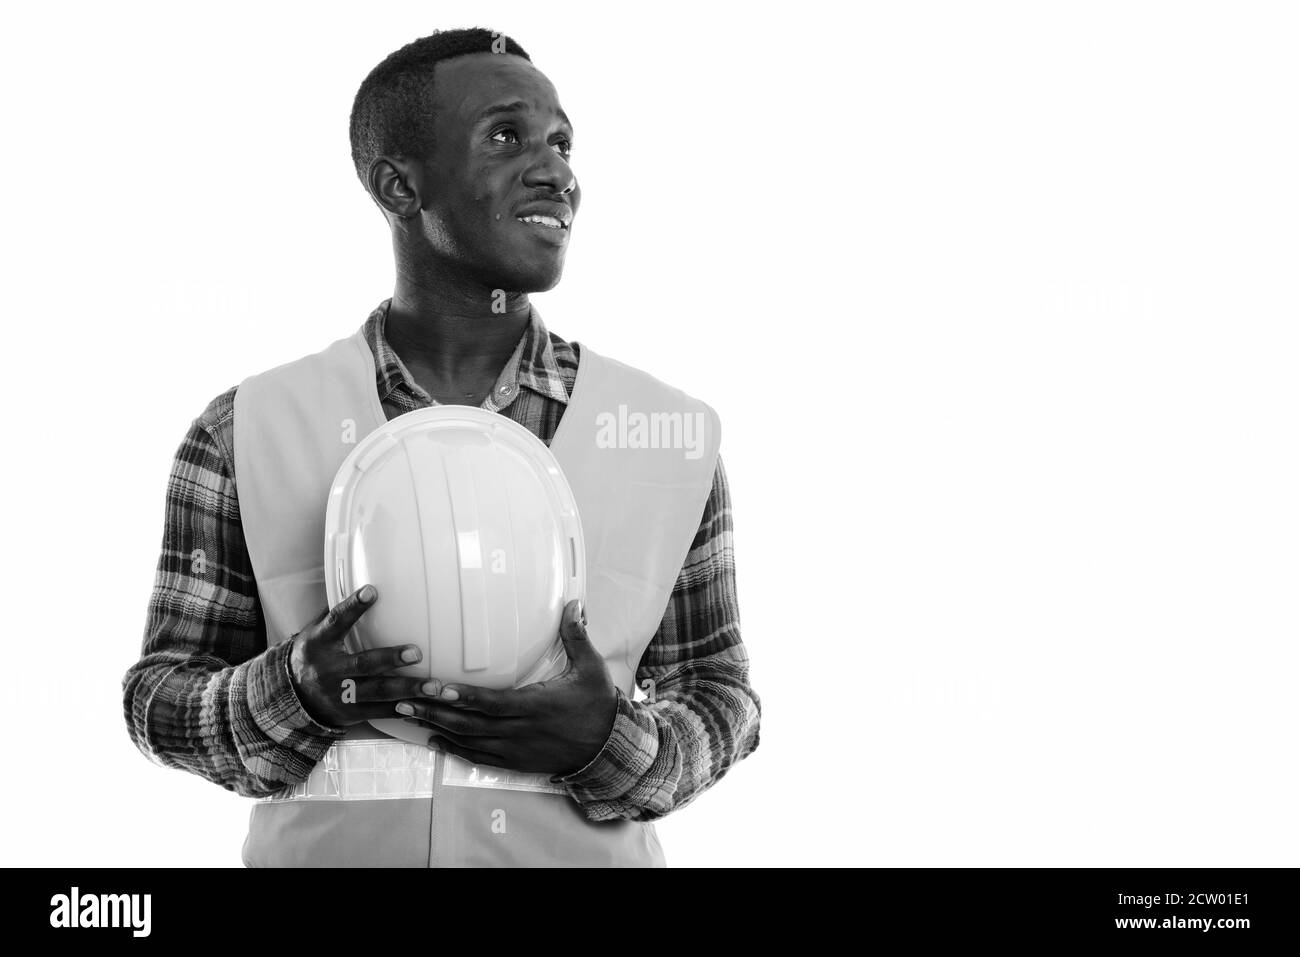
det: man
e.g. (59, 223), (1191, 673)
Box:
(123, 27), (760, 867)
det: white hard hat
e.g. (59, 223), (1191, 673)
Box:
(324, 405), (585, 742)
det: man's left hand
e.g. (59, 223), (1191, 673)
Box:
(396, 599), (617, 776)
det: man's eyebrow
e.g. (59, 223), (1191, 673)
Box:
(476, 100), (573, 129)
(476, 100), (528, 123)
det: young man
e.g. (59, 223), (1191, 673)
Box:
(123, 27), (760, 867)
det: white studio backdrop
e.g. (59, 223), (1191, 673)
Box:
(0, 1), (1297, 867)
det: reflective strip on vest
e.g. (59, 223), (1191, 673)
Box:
(261, 740), (567, 803)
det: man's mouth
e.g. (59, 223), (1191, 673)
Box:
(514, 202), (573, 233)
(517, 214), (568, 230)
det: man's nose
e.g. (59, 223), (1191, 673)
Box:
(522, 147), (575, 195)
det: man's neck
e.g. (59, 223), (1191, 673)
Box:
(385, 275), (532, 392)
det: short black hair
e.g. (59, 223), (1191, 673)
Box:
(349, 28), (531, 189)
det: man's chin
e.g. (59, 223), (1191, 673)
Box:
(488, 262), (566, 294)
(525, 270), (564, 293)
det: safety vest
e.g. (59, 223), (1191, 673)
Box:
(231, 323), (720, 867)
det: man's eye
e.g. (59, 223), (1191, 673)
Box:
(490, 128), (520, 145)
(552, 139), (572, 158)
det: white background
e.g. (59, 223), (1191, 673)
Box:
(1, 1), (1297, 867)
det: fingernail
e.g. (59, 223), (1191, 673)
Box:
(401, 646), (421, 664)
(360, 585), (377, 602)
(577, 599), (587, 626)
(422, 681), (441, 696)
(440, 688), (459, 701)
(396, 702), (414, 716)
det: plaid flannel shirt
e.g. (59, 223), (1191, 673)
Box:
(123, 299), (760, 822)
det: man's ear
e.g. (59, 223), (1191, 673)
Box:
(367, 155), (424, 219)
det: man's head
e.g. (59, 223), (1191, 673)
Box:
(349, 28), (579, 294)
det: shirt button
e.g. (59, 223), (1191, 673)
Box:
(499, 384), (513, 395)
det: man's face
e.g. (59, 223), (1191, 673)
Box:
(417, 52), (579, 292)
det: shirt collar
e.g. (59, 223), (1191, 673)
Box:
(361, 298), (570, 408)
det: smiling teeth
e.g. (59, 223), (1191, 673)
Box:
(518, 215), (565, 229)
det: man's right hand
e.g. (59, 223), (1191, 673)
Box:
(287, 585), (438, 728)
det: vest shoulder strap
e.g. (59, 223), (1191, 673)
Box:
(232, 332), (384, 644)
